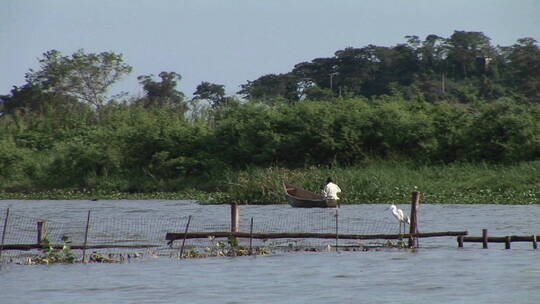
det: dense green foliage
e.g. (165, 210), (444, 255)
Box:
(0, 98), (538, 198)
(213, 98), (539, 165)
(0, 32), (539, 203)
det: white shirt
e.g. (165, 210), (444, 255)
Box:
(323, 182), (341, 200)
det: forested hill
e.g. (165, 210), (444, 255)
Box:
(238, 31), (540, 104)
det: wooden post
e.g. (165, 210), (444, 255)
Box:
(457, 236), (464, 248)
(532, 235), (537, 250)
(82, 210), (91, 263)
(505, 236), (511, 249)
(179, 215), (192, 258)
(0, 208), (9, 265)
(37, 221), (48, 245)
(231, 203), (240, 233)
(408, 191), (420, 248)
(249, 217), (254, 255)
(482, 229), (488, 249)
(335, 209), (339, 252)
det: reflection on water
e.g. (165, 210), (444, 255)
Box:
(0, 200), (539, 303)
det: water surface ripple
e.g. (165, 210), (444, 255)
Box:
(0, 200), (539, 304)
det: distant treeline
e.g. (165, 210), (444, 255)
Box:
(2, 31), (539, 114)
(0, 31), (539, 193)
(239, 31), (540, 103)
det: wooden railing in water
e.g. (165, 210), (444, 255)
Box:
(166, 231), (468, 242)
(457, 229), (538, 249)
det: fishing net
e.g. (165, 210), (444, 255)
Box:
(0, 207), (401, 264)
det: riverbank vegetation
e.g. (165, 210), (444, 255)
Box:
(1, 160), (538, 204)
(1, 31), (539, 203)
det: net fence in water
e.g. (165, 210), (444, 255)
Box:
(0, 208), (401, 264)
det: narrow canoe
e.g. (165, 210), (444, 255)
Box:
(283, 182), (336, 208)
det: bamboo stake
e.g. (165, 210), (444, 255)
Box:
(82, 210), (91, 263)
(231, 203), (240, 233)
(482, 229), (488, 249)
(533, 235), (538, 250)
(457, 235), (464, 248)
(37, 221), (48, 245)
(0, 208), (9, 265)
(179, 215), (192, 259)
(249, 217), (253, 255)
(335, 209), (339, 252)
(505, 236), (511, 249)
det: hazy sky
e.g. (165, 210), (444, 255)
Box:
(1, 0), (539, 98)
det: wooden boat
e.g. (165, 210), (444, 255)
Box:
(283, 182), (337, 208)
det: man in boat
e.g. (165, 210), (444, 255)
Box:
(322, 177), (342, 208)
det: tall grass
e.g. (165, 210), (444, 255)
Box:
(1, 161), (538, 204)
(221, 161), (540, 204)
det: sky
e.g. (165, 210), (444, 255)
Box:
(1, 0), (539, 99)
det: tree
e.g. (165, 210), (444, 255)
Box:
(193, 81), (226, 108)
(25, 49), (132, 110)
(0, 84), (85, 115)
(0, 85), (54, 115)
(238, 73), (300, 103)
(502, 38), (540, 99)
(303, 86), (334, 101)
(137, 71), (187, 111)
(293, 57), (340, 94)
(445, 31), (494, 78)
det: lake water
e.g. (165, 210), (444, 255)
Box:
(0, 200), (539, 304)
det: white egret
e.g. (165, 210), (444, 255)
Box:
(389, 204), (410, 234)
